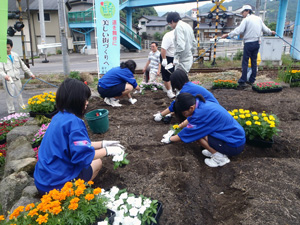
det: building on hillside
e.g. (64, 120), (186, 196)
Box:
(138, 15), (166, 34)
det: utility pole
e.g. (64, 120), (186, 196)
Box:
(263, 0), (267, 21)
(57, 0), (70, 76)
(38, 0), (49, 63)
(255, 0), (261, 16)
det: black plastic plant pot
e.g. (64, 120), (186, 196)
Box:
(92, 209), (115, 225)
(148, 201), (163, 225)
(29, 109), (58, 119)
(252, 86), (282, 93)
(163, 116), (172, 124)
(31, 142), (41, 149)
(212, 86), (237, 90)
(246, 137), (274, 148)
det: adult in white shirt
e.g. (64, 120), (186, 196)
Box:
(161, 30), (175, 98)
(222, 5), (275, 88)
(166, 12), (197, 74)
(143, 42), (161, 83)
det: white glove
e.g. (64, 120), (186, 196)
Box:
(153, 112), (163, 122)
(173, 58), (179, 66)
(162, 58), (168, 67)
(102, 140), (120, 148)
(106, 146), (125, 157)
(161, 130), (175, 144)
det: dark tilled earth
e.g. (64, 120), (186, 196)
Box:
(85, 75), (300, 225)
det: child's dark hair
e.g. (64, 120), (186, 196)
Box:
(120, 60), (136, 74)
(7, 39), (13, 47)
(174, 93), (205, 113)
(166, 12), (181, 23)
(170, 69), (189, 91)
(56, 78), (91, 118)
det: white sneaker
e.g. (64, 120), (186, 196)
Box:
(202, 149), (213, 157)
(162, 85), (168, 93)
(204, 153), (230, 167)
(167, 90), (175, 99)
(128, 98), (137, 104)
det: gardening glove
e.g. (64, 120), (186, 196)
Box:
(106, 146), (125, 158)
(102, 140), (120, 148)
(162, 58), (168, 67)
(153, 112), (163, 122)
(163, 129), (175, 139)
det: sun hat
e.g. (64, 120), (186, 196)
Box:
(241, 5), (252, 13)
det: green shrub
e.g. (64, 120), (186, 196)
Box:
(69, 71), (81, 80)
(233, 49), (243, 61)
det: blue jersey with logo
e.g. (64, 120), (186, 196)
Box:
(169, 82), (219, 112)
(178, 100), (245, 147)
(98, 67), (138, 89)
(34, 111), (95, 192)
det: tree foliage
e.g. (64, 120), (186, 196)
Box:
(120, 7), (158, 26)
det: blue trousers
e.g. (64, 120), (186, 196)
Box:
(239, 41), (260, 84)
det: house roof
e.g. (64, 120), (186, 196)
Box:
(182, 15), (197, 21)
(140, 15), (166, 21)
(146, 21), (168, 27)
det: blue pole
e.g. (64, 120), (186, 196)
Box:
(291, 0), (300, 59)
(126, 8), (133, 30)
(85, 32), (91, 49)
(276, 0), (288, 37)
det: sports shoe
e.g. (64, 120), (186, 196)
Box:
(237, 83), (247, 90)
(246, 81), (254, 86)
(167, 90), (175, 99)
(162, 85), (168, 93)
(202, 149), (213, 157)
(104, 97), (122, 107)
(204, 153), (230, 167)
(128, 98), (137, 104)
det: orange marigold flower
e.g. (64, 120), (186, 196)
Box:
(85, 193), (95, 201)
(36, 213), (48, 224)
(0, 215), (4, 221)
(75, 188), (84, 197)
(28, 208), (39, 217)
(70, 197), (80, 204)
(87, 181), (94, 185)
(68, 203), (79, 210)
(25, 203), (35, 211)
(49, 206), (62, 215)
(75, 179), (85, 186)
(62, 181), (73, 189)
(93, 187), (102, 195)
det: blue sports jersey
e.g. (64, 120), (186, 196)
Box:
(169, 82), (219, 112)
(98, 67), (138, 89)
(34, 111), (95, 193)
(178, 100), (245, 147)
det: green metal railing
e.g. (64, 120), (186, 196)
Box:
(119, 0), (128, 4)
(120, 22), (141, 47)
(68, 7), (141, 48)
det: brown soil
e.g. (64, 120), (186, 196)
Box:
(86, 72), (300, 225)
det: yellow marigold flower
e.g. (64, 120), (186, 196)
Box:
(269, 115), (276, 121)
(233, 116), (238, 120)
(37, 101), (41, 104)
(252, 111), (258, 115)
(36, 213), (48, 224)
(245, 114), (251, 117)
(85, 193), (95, 201)
(233, 109), (238, 113)
(270, 124), (276, 128)
(244, 110), (250, 113)
(68, 203), (78, 210)
(253, 116), (259, 120)
(50, 99), (55, 102)
(87, 181), (94, 185)
(262, 113), (267, 117)
(25, 203), (35, 211)
(75, 179), (85, 187)
(0, 153), (2, 157)
(28, 208), (39, 217)
(93, 187), (102, 195)
(239, 114), (245, 119)
(173, 124), (179, 129)
(246, 121), (252, 126)
(263, 117), (269, 121)
(254, 121), (261, 125)
(0, 215), (4, 221)
(239, 109), (244, 113)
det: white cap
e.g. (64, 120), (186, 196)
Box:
(241, 5), (252, 13)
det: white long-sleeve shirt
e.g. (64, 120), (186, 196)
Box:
(228, 14), (272, 43)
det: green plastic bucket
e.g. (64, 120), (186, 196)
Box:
(84, 109), (109, 134)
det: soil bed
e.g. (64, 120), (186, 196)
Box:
(86, 72), (300, 224)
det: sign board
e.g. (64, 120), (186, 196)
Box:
(95, 0), (120, 75)
(0, 0), (8, 63)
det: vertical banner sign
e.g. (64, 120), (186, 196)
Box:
(95, 0), (120, 74)
(0, 0), (8, 63)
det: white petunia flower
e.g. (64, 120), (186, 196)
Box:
(139, 206), (147, 214)
(133, 197), (142, 208)
(143, 198), (152, 208)
(129, 207), (139, 217)
(132, 217), (142, 225)
(113, 199), (124, 208)
(113, 216), (124, 225)
(127, 196), (136, 205)
(120, 204), (128, 213)
(97, 221), (108, 225)
(110, 186), (119, 198)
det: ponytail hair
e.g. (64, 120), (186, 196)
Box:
(174, 93), (205, 114)
(170, 69), (189, 91)
(120, 60), (136, 74)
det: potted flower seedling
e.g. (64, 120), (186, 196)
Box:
(252, 81), (283, 93)
(28, 92), (58, 118)
(212, 79), (238, 89)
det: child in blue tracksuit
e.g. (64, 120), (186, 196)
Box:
(161, 92), (245, 167)
(153, 69), (219, 122)
(34, 78), (125, 195)
(98, 60), (140, 107)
